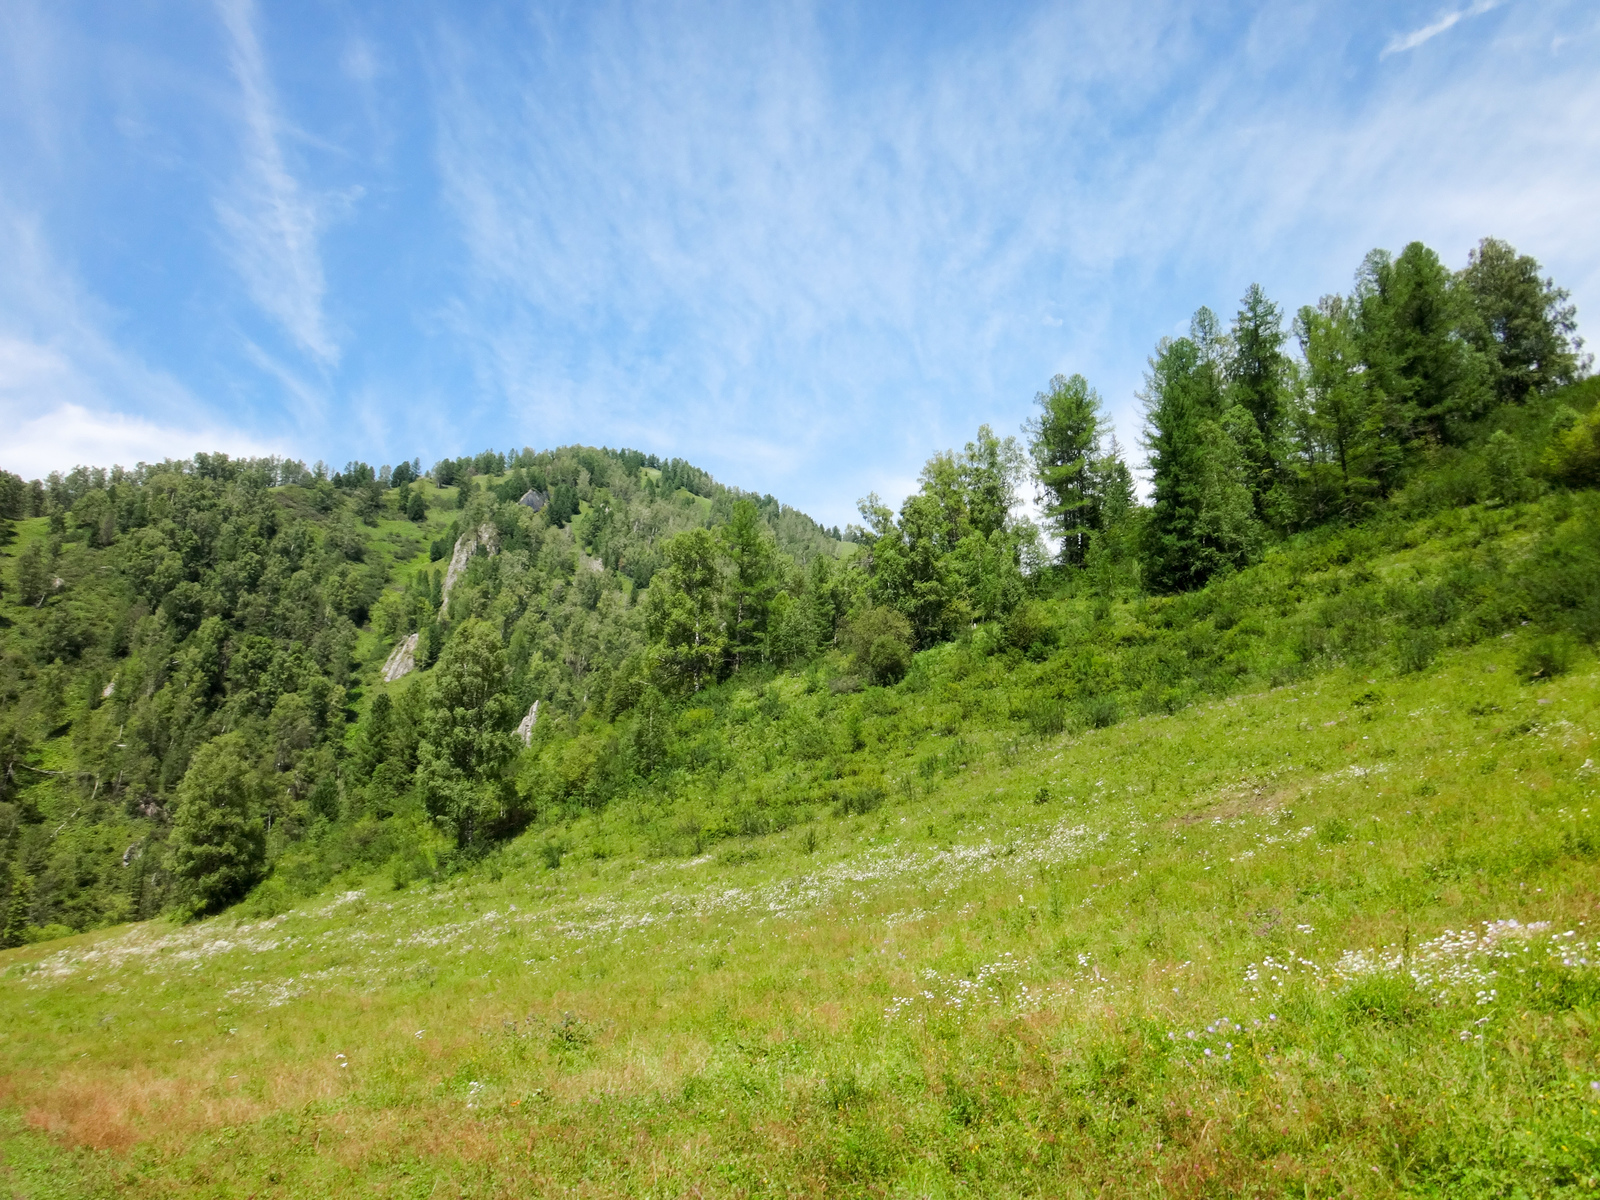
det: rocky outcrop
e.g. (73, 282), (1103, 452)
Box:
(440, 522), (500, 611)
(382, 631), (419, 682)
(515, 700), (540, 745)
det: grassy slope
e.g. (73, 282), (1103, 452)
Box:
(3, 625), (1599, 1195)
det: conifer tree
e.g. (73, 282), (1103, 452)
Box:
(1228, 284), (1290, 519)
(1083, 436), (1140, 595)
(15, 541), (49, 607)
(1458, 237), (1587, 405)
(1353, 243), (1488, 459)
(719, 499), (777, 670)
(1292, 295), (1378, 519)
(1, 864), (33, 948)
(168, 733), (266, 917)
(1025, 373), (1103, 565)
(643, 528), (728, 692)
(417, 619), (521, 845)
(1142, 311), (1263, 592)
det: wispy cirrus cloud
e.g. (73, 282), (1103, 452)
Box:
(214, 0), (338, 368)
(427, 2), (1600, 525)
(1382, 0), (1504, 57)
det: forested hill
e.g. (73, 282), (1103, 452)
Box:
(0, 445), (847, 933)
(2, 234), (1599, 941)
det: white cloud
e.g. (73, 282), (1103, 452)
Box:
(0, 392), (277, 478)
(214, 0), (338, 366)
(1382, 0), (1503, 57)
(0, 213), (278, 478)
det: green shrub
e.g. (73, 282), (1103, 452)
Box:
(1543, 403), (1600, 486)
(844, 607), (914, 685)
(1395, 629), (1440, 674)
(833, 774), (886, 816)
(866, 637), (910, 685)
(1024, 697), (1067, 737)
(1082, 694), (1121, 729)
(1520, 632), (1577, 681)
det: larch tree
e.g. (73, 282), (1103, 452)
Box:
(168, 733), (266, 917)
(1026, 373), (1104, 566)
(1142, 312), (1263, 592)
(1228, 283), (1291, 519)
(1458, 237), (1588, 406)
(417, 619), (522, 846)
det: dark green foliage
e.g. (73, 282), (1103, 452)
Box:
(168, 733), (266, 917)
(1228, 283), (1291, 518)
(1459, 236), (1586, 406)
(844, 606), (913, 686)
(1, 865), (34, 948)
(1026, 374), (1103, 565)
(1142, 316), (1264, 591)
(1353, 242), (1489, 450)
(0, 470), (31, 519)
(14, 542), (49, 607)
(418, 619), (523, 846)
(1519, 633), (1577, 682)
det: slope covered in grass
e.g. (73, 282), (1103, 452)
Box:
(3, 606), (1599, 1195)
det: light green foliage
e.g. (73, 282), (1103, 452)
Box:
(644, 527), (728, 693)
(858, 425), (1033, 643)
(6, 629), (1600, 1196)
(1545, 394), (1600, 486)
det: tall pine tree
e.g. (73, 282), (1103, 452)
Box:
(1458, 237), (1587, 406)
(1353, 242), (1489, 461)
(1228, 284), (1289, 521)
(168, 733), (266, 917)
(1025, 374), (1103, 566)
(1142, 311), (1263, 592)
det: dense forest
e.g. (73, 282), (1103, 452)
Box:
(1, 235), (1596, 941)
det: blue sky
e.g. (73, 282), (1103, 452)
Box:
(2, 1), (1597, 528)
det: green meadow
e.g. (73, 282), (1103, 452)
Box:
(4, 585), (1599, 1196)
(5, 239), (1600, 1196)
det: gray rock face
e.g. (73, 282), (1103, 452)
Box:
(519, 489), (547, 512)
(441, 522), (500, 611)
(382, 631), (419, 682)
(515, 700), (540, 745)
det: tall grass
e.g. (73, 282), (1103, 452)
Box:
(4, 630), (1599, 1196)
